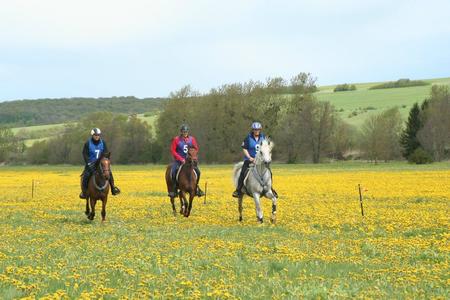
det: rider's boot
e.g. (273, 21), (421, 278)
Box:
(111, 185), (121, 195)
(232, 180), (244, 198)
(79, 172), (90, 199)
(196, 185), (205, 197)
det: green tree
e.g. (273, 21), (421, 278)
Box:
(400, 103), (423, 159)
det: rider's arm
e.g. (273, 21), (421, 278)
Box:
(82, 142), (89, 164)
(171, 137), (185, 162)
(191, 136), (199, 151)
(243, 149), (253, 161)
(241, 136), (254, 161)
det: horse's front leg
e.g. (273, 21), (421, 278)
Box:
(170, 196), (176, 216)
(101, 196), (107, 222)
(89, 198), (96, 220)
(186, 192), (194, 217)
(238, 196), (243, 222)
(179, 191), (186, 215)
(85, 198), (90, 216)
(252, 193), (263, 223)
(266, 191), (277, 224)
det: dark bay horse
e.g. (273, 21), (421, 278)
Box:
(165, 147), (198, 217)
(83, 152), (111, 221)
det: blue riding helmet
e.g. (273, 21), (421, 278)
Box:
(251, 122), (262, 130)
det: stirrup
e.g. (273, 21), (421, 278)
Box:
(232, 190), (241, 198)
(168, 191), (177, 197)
(79, 192), (87, 199)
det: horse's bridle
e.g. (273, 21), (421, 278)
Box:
(93, 158), (110, 191)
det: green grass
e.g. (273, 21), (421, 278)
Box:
(315, 77), (450, 126)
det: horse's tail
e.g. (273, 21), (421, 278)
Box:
(233, 161), (244, 188)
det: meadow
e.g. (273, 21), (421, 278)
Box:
(0, 163), (449, 299)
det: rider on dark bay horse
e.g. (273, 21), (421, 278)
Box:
(79, 128), (121, 199)
(232, 122), (278, 198)
(169, 124), (205, 198)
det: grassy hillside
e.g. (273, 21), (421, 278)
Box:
(316, 77), (450, 125)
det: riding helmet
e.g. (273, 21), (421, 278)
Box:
(251, 122), (262, 130)
(180, 124), (189, 132)
(90, 128), (102, 136)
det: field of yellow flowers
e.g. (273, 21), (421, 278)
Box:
(0, 163), (449, 299)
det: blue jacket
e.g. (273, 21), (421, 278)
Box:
(241, 132), (265, 160)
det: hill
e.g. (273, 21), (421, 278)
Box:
(315, 77), (450, 125)
(0, 96), (165, 127)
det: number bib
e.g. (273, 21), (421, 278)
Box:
(88, 139), (105, 163)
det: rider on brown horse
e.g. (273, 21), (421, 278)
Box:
(169, 124), (205, 198)
(79, 128), (121, 199)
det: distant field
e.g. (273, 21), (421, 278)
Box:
(316, 77), (450, 125)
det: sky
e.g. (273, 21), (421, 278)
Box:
(1, 0), (449, 101)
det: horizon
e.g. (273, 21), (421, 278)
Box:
(1, 0), (450, 101)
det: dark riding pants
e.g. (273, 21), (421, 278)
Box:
(237, 160), (251, 192)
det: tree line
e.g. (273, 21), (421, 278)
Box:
(0, 73), (448, 165)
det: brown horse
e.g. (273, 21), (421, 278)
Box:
(83, 152), (111, 221)
(165, 147), (198, 217)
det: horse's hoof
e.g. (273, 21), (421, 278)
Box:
(85, 212), (89, 216)
(270, 216), (276, 224)
(239, 216), (243, 222)
(257, 217), (263, 224)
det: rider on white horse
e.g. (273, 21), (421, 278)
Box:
(232, 122), (277, 198)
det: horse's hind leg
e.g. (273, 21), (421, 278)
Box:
(101, 198), (107, 222)
(238, 196), (243, 222)
(252, 193), (263, 223)
(170, 197), (176, 216)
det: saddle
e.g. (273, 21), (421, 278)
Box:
(171, 164), (198, 185)
(239, 164), (272, 197)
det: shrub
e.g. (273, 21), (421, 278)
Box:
(334, 84), (356, 92)
(369, 79), (429, 90)
(408, 148), (433, 164)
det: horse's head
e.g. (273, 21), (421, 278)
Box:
(258, 138), (274, 164)
(186, 147), (198, 167)
(98, 152), (111, 180)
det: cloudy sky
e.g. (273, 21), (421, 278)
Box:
(1, 0), (449, 101)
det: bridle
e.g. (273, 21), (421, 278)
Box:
(93, 158), (110, 192)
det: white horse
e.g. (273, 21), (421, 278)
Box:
(233, 139), (277, 224)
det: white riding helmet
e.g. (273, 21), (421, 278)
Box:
(90, 128), (101, 136)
